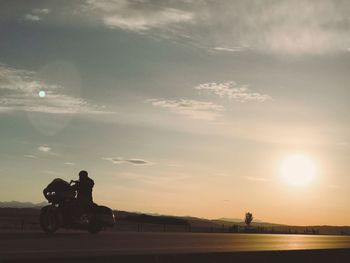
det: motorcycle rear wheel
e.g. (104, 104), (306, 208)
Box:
(88, 220), (102, 234)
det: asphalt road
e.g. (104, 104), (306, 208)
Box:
(1, 231), (350, 261)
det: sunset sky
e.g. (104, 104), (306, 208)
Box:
(1, 0), (350, 226)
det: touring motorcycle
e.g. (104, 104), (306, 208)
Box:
(40, 178), (115, 234)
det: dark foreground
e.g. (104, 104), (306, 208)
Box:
(1, 231), (350, 262)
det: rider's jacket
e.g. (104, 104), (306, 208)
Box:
(73, 177), (95, 203)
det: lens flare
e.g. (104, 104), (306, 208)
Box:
(38, 90), (46, 98)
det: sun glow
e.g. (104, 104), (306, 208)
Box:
(281, 154), (317, 186)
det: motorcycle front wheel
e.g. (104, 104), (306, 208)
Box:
(40, 206), (59, 234)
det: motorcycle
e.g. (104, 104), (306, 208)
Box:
(40, 178), (115, 234)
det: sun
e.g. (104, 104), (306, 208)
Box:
(280, 154), (317, 186)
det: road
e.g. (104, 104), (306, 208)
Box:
(1, 231), (350, 261)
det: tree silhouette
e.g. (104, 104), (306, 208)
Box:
(244, 212), (253, 227)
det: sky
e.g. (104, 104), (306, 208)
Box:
(1, 0), (350, 226)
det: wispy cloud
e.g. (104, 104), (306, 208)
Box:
(84, 0), (194, 32)
(23, 14), (41, 21)
(81, 1), (350, 55)
(146, 98), (223, 121)
(195, 82), (273, 103)
(23, 8), (50, 22)
(37, 145), (61, 156)
(38, 145), (51, 153)
(0, 64), (108, 114)
(32, 8), (50, 15)
(64, 162), (75, 166)
(167, 163), (182, 168)
(24, 154), (37, 159)
(13, 1), (350, 55)
(245, 176), (271, 182)
(102, 157), (155, 166)
(196, 1), (350, 55)
(213, 46), (247, 53)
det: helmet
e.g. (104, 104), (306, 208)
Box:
(79, 170), (88, 180)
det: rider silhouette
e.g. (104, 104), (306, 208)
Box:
(72, 170), (95, 216)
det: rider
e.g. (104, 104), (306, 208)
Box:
(72, 170), (95, 216)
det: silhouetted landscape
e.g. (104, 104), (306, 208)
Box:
(1, 201), (349, 236)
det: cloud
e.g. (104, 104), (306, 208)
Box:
(23, 14), (41, 21)
(37, 145), (61, 156)
(24, 155), (37, 159)
(32, 8), (50, 15)
(126, 159), (151, 165)
(84, 0), (194, 32)
(245, 176), (271, 182)
(38, 145), (51, 152)
(213, 46), (247, 53)
(146, 98), (223, 120)
(64, 162), (75, 166)
(103, 8), (194, 31)
(0, 64), (108, 114)
(102, 157), (154, 166)
(23, 8), (50, 22)
(195, 82), (273, 103)
(13, 1), (350, 55)
(11, 1), (350, 55)
(203, 1), (350, 55)
(81, 0), (350, 55)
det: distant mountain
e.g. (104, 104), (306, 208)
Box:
(0, 201), (47, 208)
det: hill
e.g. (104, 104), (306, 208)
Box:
(0, 203), (350, 235)
(0, 201), (47, 208)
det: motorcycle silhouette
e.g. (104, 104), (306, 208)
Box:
(40, 178), (115, 234)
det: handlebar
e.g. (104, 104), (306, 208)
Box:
(69, 180), (78, 185)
